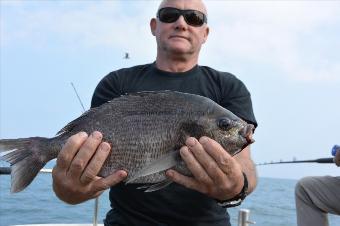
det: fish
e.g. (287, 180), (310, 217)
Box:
(0, 91), (254, 193)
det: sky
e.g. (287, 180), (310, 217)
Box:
(1, 0), (340, 180)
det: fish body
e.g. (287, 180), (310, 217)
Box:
(0, 91), (254, 192)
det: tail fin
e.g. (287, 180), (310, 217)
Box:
(0, 137), (51, 193)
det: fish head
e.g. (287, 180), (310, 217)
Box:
(214, 116), (254, 155)
(201, 105), (255, 156)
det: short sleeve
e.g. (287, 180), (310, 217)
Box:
(220, 76), (257, 128)
(91, 72), (122, 108)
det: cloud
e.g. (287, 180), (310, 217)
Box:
(1, 0), (340, 82)
(204, 1), (340, 82)
(1, 1), (160, 58)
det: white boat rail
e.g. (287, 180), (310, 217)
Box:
(238, 209), (256, 226)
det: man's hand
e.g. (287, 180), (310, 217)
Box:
(166, 136), (247, 201)
(52, 131), (127, 204)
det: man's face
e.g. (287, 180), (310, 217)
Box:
(151, 0), (209, 57)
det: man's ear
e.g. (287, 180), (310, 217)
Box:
(202, 26), (210, 44)
(150, 18), (157, 36)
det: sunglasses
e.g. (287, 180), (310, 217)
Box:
(157, 7), (207, 27)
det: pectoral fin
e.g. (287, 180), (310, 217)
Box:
(126, 150), (179, 184)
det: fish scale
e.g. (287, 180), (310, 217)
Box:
(0, 91), (254, 192)
(100, 114), (181, 182)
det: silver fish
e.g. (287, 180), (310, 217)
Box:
(0, 91), (254, 193)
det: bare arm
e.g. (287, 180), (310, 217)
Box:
(234, 145), (257, 194)
(52, 131), (127, 204)
(166, 136), (257, 201)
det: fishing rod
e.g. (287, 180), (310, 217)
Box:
(256, 157), (334, 166)
(0, 167), (52, 175)
(71, 82), (99, 226)
(257, 145), (339, 166)
(0, 167), (11, 175)
(71, 82), (86, 112)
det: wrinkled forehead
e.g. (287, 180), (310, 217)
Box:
(158, 0), (207, 15)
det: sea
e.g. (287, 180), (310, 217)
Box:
(1, 168), (339, 226)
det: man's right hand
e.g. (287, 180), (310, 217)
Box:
(52, 131), (127, 204)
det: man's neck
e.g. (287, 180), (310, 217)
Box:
(155, 55), (198, 73)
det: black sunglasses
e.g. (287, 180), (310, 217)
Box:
(157, 7), (207, 27)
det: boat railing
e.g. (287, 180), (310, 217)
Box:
(238, 209), (256, 226)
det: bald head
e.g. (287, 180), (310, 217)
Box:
(151, 0), (210, 71)
(158, 0), (208, 16)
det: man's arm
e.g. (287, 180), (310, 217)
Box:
(52, 131), (127, 204)
(234, 145), (257, 194)
(166, 136), (257, 201)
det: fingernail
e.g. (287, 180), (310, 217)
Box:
(199, 136), (209, 144)
(166, 170), (174, 177)
(119, 171), (127, 178)
(79, 131), (88, 138)
(186, 137), (196, 147)
(92, 131), (102, 139)
(180, 147), (190, 156)
(100, 142), (111, 152)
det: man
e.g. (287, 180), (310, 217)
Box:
(295, 146), (340, 226)
(52, 0), (258, 225)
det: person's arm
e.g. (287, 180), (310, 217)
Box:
(234, 145), (257, 194)
(166, 136), (257, 201)
(52, 131), (127, 204)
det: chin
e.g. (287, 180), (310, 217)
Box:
(169, 45), (191, 54)
(169, 49), (190, 57)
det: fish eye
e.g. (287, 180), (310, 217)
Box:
(218, 118), (232, 130)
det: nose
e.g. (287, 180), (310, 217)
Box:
(174, 15), (188, 31)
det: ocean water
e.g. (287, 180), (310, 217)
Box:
(1, 172), (339, 226)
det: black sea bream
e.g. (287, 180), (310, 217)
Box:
(0, 91), (254, 192)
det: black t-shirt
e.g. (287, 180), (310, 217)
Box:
(91, 63), (257, 226)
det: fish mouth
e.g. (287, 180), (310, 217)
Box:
(240, 124), (255, 145)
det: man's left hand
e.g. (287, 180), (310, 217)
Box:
(166, 136), (245, 201)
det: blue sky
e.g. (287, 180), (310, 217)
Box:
(1, 0), (340, 179)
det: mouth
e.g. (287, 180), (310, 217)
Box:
(169, 35), (189, 41)
(241, 124), (255, 145)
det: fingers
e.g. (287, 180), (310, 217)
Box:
(80, 141), (111, 184)
(179, 145), (212, 184)
(198, 137), (236, 174)
(197, 137), (244, 194)
(56, 132), (88, 170)
(68, 131), (103, 179)
(52, 131), (127, 204)
(93, 170), (128, 191)
(184, 137), (230, 182)
(166, 169), (199, 191)
(167, 136), (245, 200)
